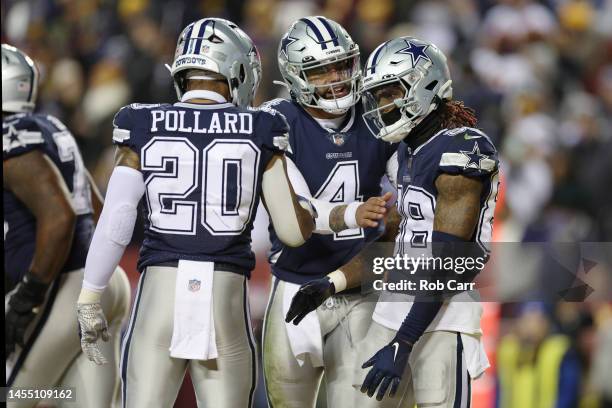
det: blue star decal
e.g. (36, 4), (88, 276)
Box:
(395, 40), (430, 66)
(281, 35), (299, 58)
(460, 142), (488, 170)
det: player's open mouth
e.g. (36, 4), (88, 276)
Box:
(324, 85), (349, 99)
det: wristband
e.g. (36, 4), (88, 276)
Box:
(78, 287), (103, 304)
(22, 272), (50, 298)
(327, 270), (347, 293)
(344, 201), (361, 230)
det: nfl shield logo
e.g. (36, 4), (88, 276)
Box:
(332, 134), (345, 146)
(188, 279), (201, 292)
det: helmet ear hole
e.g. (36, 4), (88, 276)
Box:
(239, 64), (246, 83)
(425, 80), (438, 91)
(208, 34), (224, 44)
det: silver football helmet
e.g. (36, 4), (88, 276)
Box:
(278, 16), (360, 114)
(170, 18), (261, 107)
(2, 44), (39, 113)
(362, 37), (452, 143)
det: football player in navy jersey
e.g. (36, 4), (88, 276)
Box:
(285, 37), (500, 407)
(3, 44), (130, 407)
(73, 18), (381, 408)
(261, 17), (400, 408)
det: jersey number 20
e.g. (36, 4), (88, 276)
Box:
(142, 137), (260, 235)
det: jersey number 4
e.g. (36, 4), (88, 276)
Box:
(142, 137), (260, 235)
(314, 160), (364, 241)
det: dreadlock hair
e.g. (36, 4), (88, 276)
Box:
(405, 98), (479, 149)
(438, 99), (478, 129)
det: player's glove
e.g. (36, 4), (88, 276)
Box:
(285, 277), (335, 325)
(360, 335), (413, 401)
(5, 272), (49, 355)
(77, 300), (110, 365)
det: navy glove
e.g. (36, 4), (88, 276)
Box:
(285, 277), (335, 325)
(6, 273), (49, 355)
(360, 336), (413, 401)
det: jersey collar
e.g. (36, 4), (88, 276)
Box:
(299, 103), (356, 135)
(175, 90), (234, 109)
(412, 128), (447, 155)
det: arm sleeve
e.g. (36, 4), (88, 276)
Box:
(262, 157), (310, 247)
(82, 166), (145, 291)
(285, 157), (337, 235)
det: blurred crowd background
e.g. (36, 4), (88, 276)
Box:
(3, 0), (612, 407)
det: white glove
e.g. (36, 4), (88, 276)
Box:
(76, 289), (109, 365)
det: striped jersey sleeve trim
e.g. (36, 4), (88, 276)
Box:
(439, 152), (496, 172)
(112, 128), (131, 143)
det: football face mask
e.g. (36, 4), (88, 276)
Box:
(362, 68), (427, 142)
(299, 52), (361, 114)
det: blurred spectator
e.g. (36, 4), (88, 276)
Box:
(497, 303), (598, 408)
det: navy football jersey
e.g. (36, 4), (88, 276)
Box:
(262, 99), (397, 284)
(395, 127), (500, 254)
(3, 113), (94, 285)
(112, 101), (288, 275)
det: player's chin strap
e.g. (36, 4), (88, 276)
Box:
(273, 80), (290, 90)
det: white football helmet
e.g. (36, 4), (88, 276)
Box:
(2, 44), (39, 113)
(170, 18), (261, 107)
(362, 37), (452, 143)
(278, 16), (360, 115)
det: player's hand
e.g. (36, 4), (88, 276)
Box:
(356, 192), (392, 228)
(77, 302), (110, 365)
(285, 277), (335, 325)
(361, 336), (412, 401)
(5, 273), (49, 356)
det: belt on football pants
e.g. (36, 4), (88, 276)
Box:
(153, 260), (247, 276)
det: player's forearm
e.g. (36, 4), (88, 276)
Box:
(82, 227), (127, 292)
(328, 203), (360, 233)
(329, 253), (366, 291)
(31, 210), (76, 284)
(330, 205), (400, 291)
(82, 166), (144, 292)
(263, 154), (314, 247)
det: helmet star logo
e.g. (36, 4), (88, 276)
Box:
(460, 142), (488, 170)
(281, 35), (299, 58)
(395, 40), (430, 66)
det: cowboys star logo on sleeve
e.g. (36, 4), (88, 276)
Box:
(460, 142), (489, 170)
(3, 124), (44, 153)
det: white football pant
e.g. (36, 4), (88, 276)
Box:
(6, 267), (130, 408)
(263, 277), (376, 408)
(120, 266), (257, 408)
